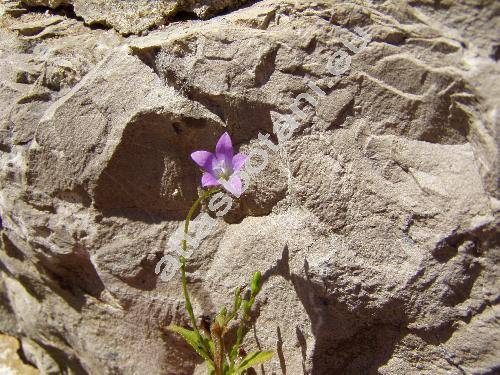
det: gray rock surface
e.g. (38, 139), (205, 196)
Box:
(0, 333), (39, 374)
(0, 0), (498, 374)
(18, 0), (251, 34)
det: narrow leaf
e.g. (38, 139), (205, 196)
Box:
(208, 340), (215, 357)
(235, 351), (274, 374)
(250, 271), (261, 296)
(168, 325), (214, 365)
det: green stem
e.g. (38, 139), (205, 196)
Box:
(235, 323), (245, 352)
(230, 293), (257, 370)
(180, 188), (219, 358)
(229, 323), (244, 372)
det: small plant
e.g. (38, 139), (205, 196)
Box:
(167, 133), (274, 375)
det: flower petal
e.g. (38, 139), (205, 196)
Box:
(228, 174), (243, 196)
(201, 172), (220, 187)
(191, 151), (215, 172)
(220, 174), (243, 197)
(232, 153), (247, 172)
(215, 132), (233, 165)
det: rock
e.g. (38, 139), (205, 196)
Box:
(20, 338), (62, 375)
(0, 334), (39, 374)
(0, 0), (498, 374)
(19, 0), (252, 34)
(10, 15), (63, 36)
(2, 1), (28, 17)
(0, 7), (123, 147)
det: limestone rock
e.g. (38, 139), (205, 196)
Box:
(19, 0), (251, 34)
(10, 15), (63, 36)
(0, 0), (498, 374)
(0, 334), (39, 374)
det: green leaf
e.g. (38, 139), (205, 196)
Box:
(250, 271), (261, 296)
(234, 351), (274, 374)
(242, 296), (255, 317)
(215, 307), (227, 327)
(226, 287), (243, 327)
(233, 287), (243, 313)
(229, 344), (238, 363)
(208, 339), (215, 357)
(235, 294), (242, 311)
(206, 360), (215, 375)
(167, 325), (214, 365)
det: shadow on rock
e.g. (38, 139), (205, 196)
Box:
(262, 246), (404, 374)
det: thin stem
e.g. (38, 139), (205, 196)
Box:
(229, 308), (247, 371)
(235, 323), (245, 351)
(180, 188), (219, 358)
(212, 326), (224, 375)
(229, 322), (245, 372)
(230, 293), (256, 370)
(180, 262), (201, 334)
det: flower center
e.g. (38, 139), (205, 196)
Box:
(213, 159), (232, 181)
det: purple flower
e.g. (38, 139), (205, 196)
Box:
(191, 132), (247, 196)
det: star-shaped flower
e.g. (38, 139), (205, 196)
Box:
(191, 132), (247, 196)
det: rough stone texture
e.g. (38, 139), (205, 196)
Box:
(0, 0), (499, 374)
(0, 333), (39, 374)
(17, 0), (251, 34)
